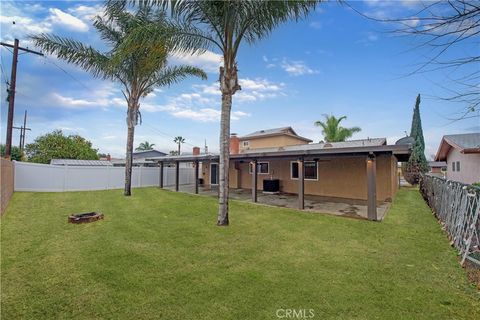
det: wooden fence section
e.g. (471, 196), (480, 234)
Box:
(1, 159), (14, 215)
(420, 174), (480, 265)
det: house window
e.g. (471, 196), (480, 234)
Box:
(456, 161), (460, 172)
(249, 162), (269, 174)
(452, 162), (455, 172)
(291, 161), (318, 180)
(242, 141), (249, 148)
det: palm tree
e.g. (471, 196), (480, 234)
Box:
(173, 136), (185, 155)
(32, 5), (207, 196)
(314, 115), (361, 143)
(112, 0), (319, 225)
(136, 141), (155, 151)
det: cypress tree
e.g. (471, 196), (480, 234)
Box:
(402, 94), (429, 185)
(410, 94), (425, 151)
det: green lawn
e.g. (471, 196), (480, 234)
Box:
(1, 188), (478, 319)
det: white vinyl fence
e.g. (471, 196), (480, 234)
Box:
(14, 161), (195, 192)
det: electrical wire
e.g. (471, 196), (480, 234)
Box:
(142, 122), (199, 148)
(43, 56), (91, 91)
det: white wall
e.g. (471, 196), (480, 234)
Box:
(446, 148), (480, 185)
(13, 161), (195, 192)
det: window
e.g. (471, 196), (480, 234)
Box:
(291, 161), (318, 180)
(249, 162), (269, 174)
(242, 141), (249, 148)
(456, 161), (460, 172)
(452, 162), (455, 171)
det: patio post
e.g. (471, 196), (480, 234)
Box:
(298, 158), (304, 210)
(366, 154), (377, 221)
(194, 160), (199, 194)
(175, 161), (179, 192)
(159, 162), (164, 188)
(251, 160), (257, 202)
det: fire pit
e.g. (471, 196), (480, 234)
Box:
(68, 212), (104, 224)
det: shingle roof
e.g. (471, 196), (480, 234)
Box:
(241, 127), (293, 138)
(50, 159), (113, 166)
(434, 132), (480, 161)
(444, 133), (480, 149)
(240, 138), (387, 154)
(239, 126), (312, 142)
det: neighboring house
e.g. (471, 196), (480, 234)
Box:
(149, 127), (412, 220)
(111, 150), (167, 167)
(434, 133), (480, 184)
(428, 161), (447, 177)
(50, 159), (113, 166)
(236, 127), (312, 152)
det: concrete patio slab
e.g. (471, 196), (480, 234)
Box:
(164, 185), (391, 220)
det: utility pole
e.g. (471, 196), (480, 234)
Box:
(1, 39), (43, 159)
(13, 110), (30, 151)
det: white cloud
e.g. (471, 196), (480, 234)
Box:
(309, 21), (322, 29)
(357, 32), (380, 45)
(51, 93), (99, 108)
(49, 83), (124, 110)
(0, 15), (52, 37)
(48, 8), (89, 32)
(68, 5), (103, 21)
(280, 59), (318, 76)
(171, 50), (223, 73)
(140, 77), (281, 122)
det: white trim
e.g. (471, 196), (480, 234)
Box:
(210, 162), (219, 185)
(248, 161), (270, 175)
(290, 161), (318, 181)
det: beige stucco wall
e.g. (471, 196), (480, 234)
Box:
(446, 148), (480, 184)
(204, 155), (398, 201)
(239, 135), (308, 152)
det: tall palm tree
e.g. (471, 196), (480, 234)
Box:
(173, 136), (185, 155)
(314, 115), (361, 142)
(136, 141), (155, 151)
(32, 5), (207, 196)
(111, 0), (319, 225)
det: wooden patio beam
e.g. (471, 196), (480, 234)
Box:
(251, 160), (257, 202)
(366, 154), (377, 221)
(194, 160), (199, 194)
(175, 161), (179, 192)
(298, 158), (304, 210)
(159, 162), (164, 188)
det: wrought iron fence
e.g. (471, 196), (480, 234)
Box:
(419, 174), (480, 266)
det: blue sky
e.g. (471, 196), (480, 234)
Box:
(1, 0), (479, 158)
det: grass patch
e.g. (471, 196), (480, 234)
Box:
(1, 188), (479, 319)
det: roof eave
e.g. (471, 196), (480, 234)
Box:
(148, 145), (411, 162)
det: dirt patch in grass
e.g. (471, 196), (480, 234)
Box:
(464, 260), (480, 289)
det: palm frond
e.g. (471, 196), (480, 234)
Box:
(31, 34), (112, 79)
(145, 65), (207, 94)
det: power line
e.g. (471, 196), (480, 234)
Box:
(142, 122), (198, 148)
(43, 56), (91, 91)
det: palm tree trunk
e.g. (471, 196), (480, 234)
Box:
(217, 91), (232, 226)
(178, 143), (180, 155)
(124, 103), (136, 196)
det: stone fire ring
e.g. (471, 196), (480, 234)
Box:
(68, 212), (104, 224)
